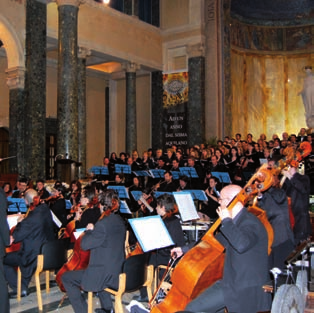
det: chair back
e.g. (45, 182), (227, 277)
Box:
(123, 253), (148, 292)
(40, 239), (68, 271)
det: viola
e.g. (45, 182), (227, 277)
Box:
(150, 164), (274, 312)
(56, 198), (119, 292)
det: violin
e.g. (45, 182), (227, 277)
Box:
(56, 198), (119, 292)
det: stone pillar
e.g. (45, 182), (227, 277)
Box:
(151, 71), (163, 150)
(204, 0), (224, 139)
(6, 67), (25, 175)
(187, 43), (205, 146)
(77, 47), (90, 179)
(123, 62), (140, 154)
(24, 0), (47, 179)
(56, 0), (81, 165)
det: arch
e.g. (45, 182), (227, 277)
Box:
(0, 14), (24, 69)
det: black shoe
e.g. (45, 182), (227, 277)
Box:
(94, 308), (114, 313)
(132, 295), (149, 302)
(49, 280), (58, 287)
(9, 290), (29, 299)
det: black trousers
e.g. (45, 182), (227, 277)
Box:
(3, 251), (35, 291)
(0, 258), (9, 313)
(62, 269), (113, 313)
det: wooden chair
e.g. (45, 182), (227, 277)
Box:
(17, 239), (68, 311)
(87, 253), (154, 313)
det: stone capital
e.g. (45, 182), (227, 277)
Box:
(5, 66), (25, 90)
(122, 62), (141, 73)
(55, 0), (84, 7)
(187, 43), (205, 58)
(78, 47), (91, 59)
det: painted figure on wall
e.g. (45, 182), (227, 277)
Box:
(299, 65), (314, 128)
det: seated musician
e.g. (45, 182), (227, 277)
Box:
(4, 189), (55, 298)
(49, 184), (68, 228)
(134, 194), (185, 302)
(36, 179), (50, 200)
(62, 190), (126, 313)
(171, 184), (271, 313)
(11, 177), (29, 198)
(73, 185), (101, 229)
(155, 171), (177, 192)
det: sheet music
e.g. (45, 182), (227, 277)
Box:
(173, 192), (199, 222)
(50, 210), (62, 228)
(120, 200), (132, 214)
(129, 216), (174, 252)
(7, 214), (20, 229)
(73, 228), (86, 240)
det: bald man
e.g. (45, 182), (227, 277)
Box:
(172, 185), (271, 313)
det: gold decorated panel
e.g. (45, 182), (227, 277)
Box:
(265, 57), (285, 137)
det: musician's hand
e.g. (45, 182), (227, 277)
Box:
(10, 235), (14, 245)
(282, 169), (293, 180)
(74, 209), (82, 221)
(0, 158), (3, 162)
(171, 247), (183, 259)
(86, 223), (94, 231)
(216, 206), (231, 220)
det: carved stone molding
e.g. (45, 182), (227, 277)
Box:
(55, 0), (84, 7)
(78, 46), (91, 59)
(187, 43), (205, 58)
(122, 61), (141, 73)
(5, 66), (25, 89)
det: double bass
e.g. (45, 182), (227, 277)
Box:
(150, 164), (274, 312)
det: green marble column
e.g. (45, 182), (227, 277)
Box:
(24, 0), (47, 179)
(151, 71), (163, 150)
(56, 0), (80, 165)
(6, 67), (26, 175)
(124, 62), (140, 154)
(187, 44), (205, 146)
(77, 47), (90, 179)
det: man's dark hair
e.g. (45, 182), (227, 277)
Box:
(156, 194), (175, 212)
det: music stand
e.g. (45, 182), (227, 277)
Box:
(179, 167), (199, 179)
(65, 200), (72, 210)
(133, 170), (151, 177)
(7, 197), (28, 213)
(171, 171), (181, 180)
(120, 200), (132, 215)
(154, 191), (173, 198)
(115, 164), (132, 174)
(149, 169), (165, 179)
(107, 185), (129, 199)
(89, 166), (109, 176)
(130, 191), (143, 202)
(128, 215), (174, 252)
(172, 191), (199, 222)
(183, 190), (207, 201)
(211, 172), (231, 184)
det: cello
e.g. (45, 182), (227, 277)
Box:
(150, 164), (274, 312)
(55, 198), (119, 292)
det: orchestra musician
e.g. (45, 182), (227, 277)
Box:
(0, 187), (10, 313)
(155, 171), (177, 192)
(11, 177), (29, 198)
(62, 190), (126, 313)
(171, 184), (271, 313)
(2, 182), (12, 198)
(36, 179), (50, 200)
(49, 185), (68, 228)
(4, 189), (55, 298)
(67, 180), (82, 207)
(133, 194), (185, 303)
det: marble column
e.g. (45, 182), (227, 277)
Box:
(151, 71), (163, 150)
(123, 62), (140, 154)
(6, 67), (26, 175)
(204, 0), (224, 139)
(56, 0), (81, 166)
(187, 43), (205, 146)
(24, 0), (47, 179)
(77, 47), (90, 179)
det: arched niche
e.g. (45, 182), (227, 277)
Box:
(0, 14), (24, 69)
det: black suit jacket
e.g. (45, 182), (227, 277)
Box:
(13, 203), (55, 277)
(0, 188), (9, 258)
(80, 212), (126, 291)
(216, 209), (271, 313)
